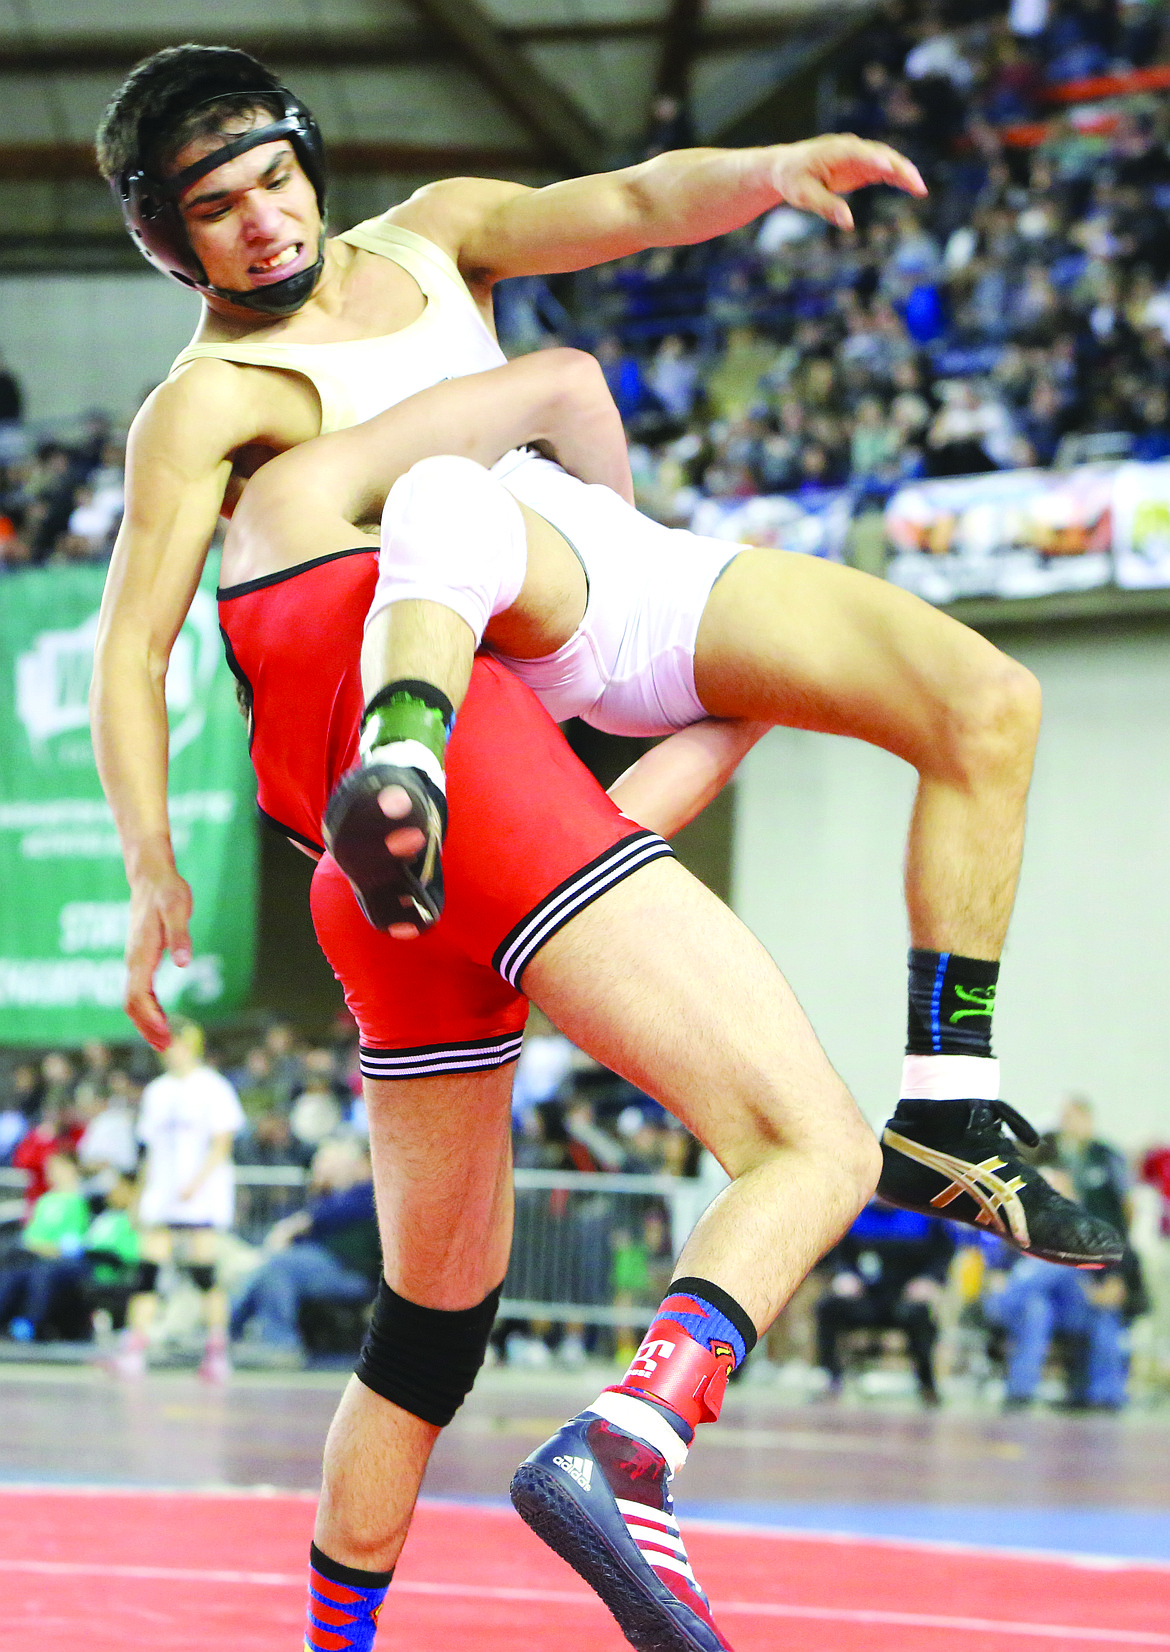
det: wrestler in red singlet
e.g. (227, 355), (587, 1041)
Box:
(217, 547), (673, 1080)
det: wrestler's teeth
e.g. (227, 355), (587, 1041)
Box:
(252, 245), (299, 273)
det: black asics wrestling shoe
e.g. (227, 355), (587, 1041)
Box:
(322, 761), (446, 934)
(879, 1098), (1124, 1267)
(511, 1409), (735, 1652)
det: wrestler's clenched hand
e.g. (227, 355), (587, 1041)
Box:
(124, 865), (193, 1051)
(769, 135), (927, 232)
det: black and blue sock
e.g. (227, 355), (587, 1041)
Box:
(902, 948), (1001, 1110)
(907, 948), (999, 1057)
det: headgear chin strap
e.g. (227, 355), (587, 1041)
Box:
(114, 89), (328, 317)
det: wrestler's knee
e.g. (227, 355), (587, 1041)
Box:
(805, 1103), (882, 1216)
(355, 1278), (501, 1426)
(723, 1069), (881, 1213)
(374, 457), (528, 640)
(382, 455), (508, 539)
(934, 649), (1041, 789)
(384, 454), (490, 514)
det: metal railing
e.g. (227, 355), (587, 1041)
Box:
(0, 1164), (716, 1326)
(501, 1169), (713, 1329)
(0, 1163), (309, 1245)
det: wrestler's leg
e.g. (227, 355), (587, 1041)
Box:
(514, 857), (877, 1651)
(693, 549), (1037, 959)
(307, 859), (868, 1650)
(526, 856), (879, 1324)
(312, 1065), (514, 1575)
(691, 549), (1117, 1266)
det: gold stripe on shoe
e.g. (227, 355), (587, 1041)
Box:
(882, 1128), (1030, 1248)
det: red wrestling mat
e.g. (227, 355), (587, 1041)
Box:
(1, 1487), (1168, 1651)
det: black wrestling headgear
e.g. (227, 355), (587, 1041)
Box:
(113, 64), (328, 317)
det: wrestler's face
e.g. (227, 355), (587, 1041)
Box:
(173, 115), (322, 298)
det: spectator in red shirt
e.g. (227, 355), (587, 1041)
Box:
(12, 1061), (85, 1213)
(1139, 1147), (1170, 1235)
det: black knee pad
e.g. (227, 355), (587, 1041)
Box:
(355, 1278), (501, 1427)
(136, 1261), (160, 1293)
(186, 1264), (217, 1292)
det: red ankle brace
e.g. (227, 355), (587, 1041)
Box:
(606, 1319), (735, 1429)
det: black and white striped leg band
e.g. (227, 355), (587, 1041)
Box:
(360, 1031), (524, 1082)
(492, 829), (674, 989)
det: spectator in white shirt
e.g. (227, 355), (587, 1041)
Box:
(110, 1019), (244, 1383)
(77, 1089), (138, 1193)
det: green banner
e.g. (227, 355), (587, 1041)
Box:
(0, 562), (256, 1044)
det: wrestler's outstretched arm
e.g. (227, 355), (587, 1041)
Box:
(91, 367), (258, 1051)
(607, 720), (770, 840)
(395, 135), (926, 286)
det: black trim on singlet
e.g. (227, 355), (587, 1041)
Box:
(219, 550), (372, 853)
(257, 803), (324, 858)
(217, 544), (374, 601)
(492, 829), (673, 989)
(218, 625), (256, 753)
(359, 1031), (525, 1081)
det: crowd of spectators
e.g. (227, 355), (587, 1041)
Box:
(0, 381), (126, 570)
(0, 1019), (708, 1369)
(514, 0), (1170, 524)
(7, 3), (1170, 568)
(0, 1024), (1164, 1403)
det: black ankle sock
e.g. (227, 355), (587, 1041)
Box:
(906, 949), (999, 1057)
(309, 1541), (394, 1590)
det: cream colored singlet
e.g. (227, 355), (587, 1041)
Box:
(167, 219), (509, 433)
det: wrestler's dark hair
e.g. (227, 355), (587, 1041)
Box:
(96, 45), (288, 181)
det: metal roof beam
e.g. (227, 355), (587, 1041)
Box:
(658, 0), (705, 99)
(400, 0), (604, 173)
(0, 30), (444, 74)
(0, 18), (806, 76)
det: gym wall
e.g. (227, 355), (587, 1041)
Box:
(0, 275), (197, 423)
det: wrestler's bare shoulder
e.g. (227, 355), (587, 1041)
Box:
(129, 357), (320, 470)
(386, 176), (529, 279)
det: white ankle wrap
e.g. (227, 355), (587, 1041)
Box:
(901, 1054), (1000, 1101)
(587, 1390), (690, 1475)
(365, 456), (528, 645)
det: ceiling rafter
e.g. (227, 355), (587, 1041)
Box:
(0, 18), (802, 78)
(658, 0), (705, 99)
(712, 8), (876, 145)
(399, 0), (605, 173)
(0, 30), (445, 74)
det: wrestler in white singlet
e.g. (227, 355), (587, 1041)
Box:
(170, 218), (738, 738)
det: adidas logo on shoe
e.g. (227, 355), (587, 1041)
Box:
(553, 1453), (593, 1491)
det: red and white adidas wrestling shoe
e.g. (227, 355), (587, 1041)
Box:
(510, 1394), (734, 1652)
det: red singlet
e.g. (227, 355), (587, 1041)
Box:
(218, 548), (671, 1078)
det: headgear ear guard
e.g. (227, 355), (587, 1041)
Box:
(114, 86), (328, 318)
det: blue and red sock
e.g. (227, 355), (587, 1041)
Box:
(655, 1280), (754, 1370)
(608, 1276), (758, 1435)
(305, 1543), (392, 1652)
